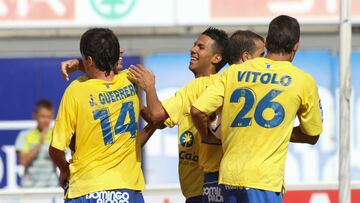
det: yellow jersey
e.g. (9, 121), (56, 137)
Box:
(51, 70), (144, 198)
(193, 57), (323, 192)
(162, 74), (223, 198)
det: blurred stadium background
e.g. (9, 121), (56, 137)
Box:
(0, 0), (360, 202)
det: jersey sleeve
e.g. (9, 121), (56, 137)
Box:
(51, 86), (78, 151)
(192, 72), (226, 115)
(163, 117), (175, 128)
(297, 77), (323, 136)
(161, 86), (189, 128)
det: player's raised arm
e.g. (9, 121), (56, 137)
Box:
(190, 106), (221, 144)
(137, 123), (166, 147)
(191, 75), (225, 144)
(60, 58), (83, 81)
(61, 48), (125, 81)
(139, 105), (152, 124)
(127, 64), (169, 125)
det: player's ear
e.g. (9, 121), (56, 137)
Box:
(86, 56), (95, 67)
(212, 54), (222, 64)
(264, 39), (268, 49)
(293, 41), (300, 52)
(290, 41), (300, 61)
(241, 51), (251, 62)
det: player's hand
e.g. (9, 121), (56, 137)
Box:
(61, 59), (81, 81)
(202, 129), (222, 145)
(127, 64), (155, 92)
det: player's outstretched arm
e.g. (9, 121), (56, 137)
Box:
(140, 105), (152, 124)
(191, 106), (221, 145)
(128, 64), (169, 125)
(140, 106), (167, 127)
(48, 146), (70, 188)
(60, 58), (84, 81)
(290, 126), (319, 145)
(137, 123), (165, 147)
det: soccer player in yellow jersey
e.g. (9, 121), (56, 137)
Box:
(191, 15), (323, 203)
(49, 28), (145, 203)
(128, 27), (229, 203)
(128, 29), (265, 203)
(201, 30), (265, 203)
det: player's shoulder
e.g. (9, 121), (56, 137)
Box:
(62, 75), (89, 96)
(116, 69), (130, 77)
(184, 76), (205, 88)
(69, 75), (88, 87)
(175, 79), (198, 97)
(72, 75), (89, 83)
(188, 74), (219, 89)
(224, 58), (258, 73)
(226, 63), (243, 71)
(172, 76), (209, 99)
(289, 64), (317, 85)
(113, 69), (132, 83)
(242, 57), (264, 66)
(119, 68), (130, 74)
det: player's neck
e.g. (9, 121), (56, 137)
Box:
(91, 70), (115, 81)
(266, 52), (293, 62)
(232, 59), (244, 64)
(194, 67), (217, 78)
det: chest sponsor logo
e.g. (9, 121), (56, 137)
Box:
(179, 131), (194, 148)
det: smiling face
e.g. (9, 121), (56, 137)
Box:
(189, 34), (218, 75)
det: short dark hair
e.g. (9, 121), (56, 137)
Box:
(266, 15), (300, 54)
(34, 99), (54, 113)
(228, 30), (264, 65)
(80, 28), (120, 76)
(202, 27), (229, 72)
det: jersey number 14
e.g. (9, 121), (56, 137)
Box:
(93, 101), (137, 145)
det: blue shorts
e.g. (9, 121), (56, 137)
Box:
(220, 185), (282, 203)
(65, 189), (144, 203)
(202, 172), (224, 203)
(185, 195), (202, 203)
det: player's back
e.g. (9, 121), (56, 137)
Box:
(219, 57), (322, 192)
(53, 70), (144, 198)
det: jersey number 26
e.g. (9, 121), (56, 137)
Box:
(230, 88), (285, 128)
